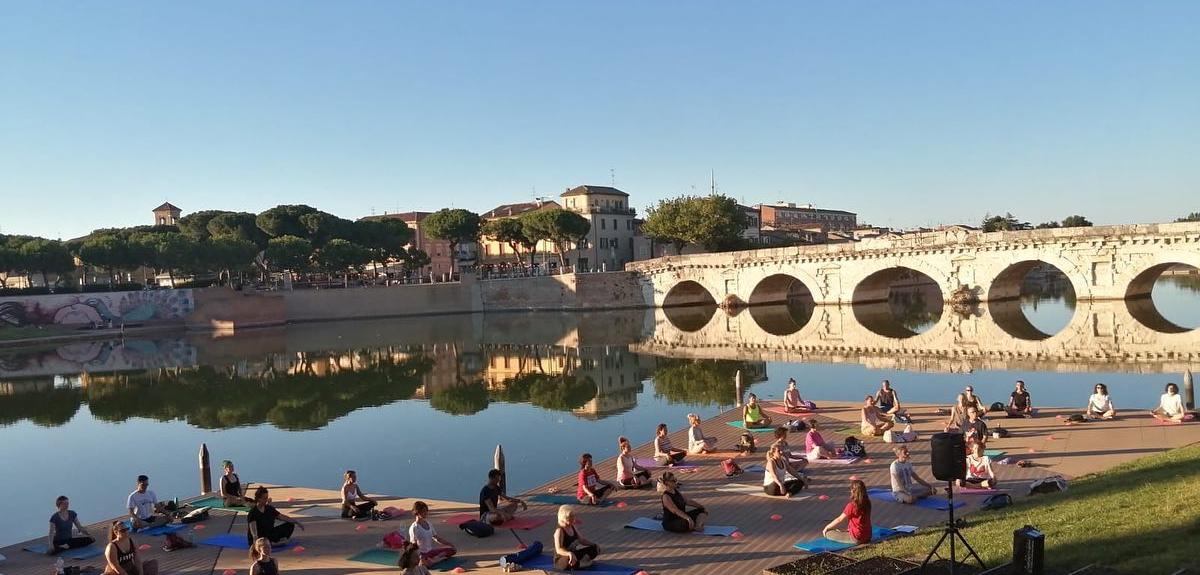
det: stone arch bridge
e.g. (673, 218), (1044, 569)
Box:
(627, 222), (1200, 308)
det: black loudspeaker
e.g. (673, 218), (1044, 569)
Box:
(930, 432), (966, 481)
(1013, 525), (1045, 575)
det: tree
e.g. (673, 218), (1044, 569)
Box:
(1035, 221), (1060, 229)
(642, 195), (748, 254)
(1177, 212), (1200, 223)
(207, 236), (259, 286)
(482, 218), (530, 265)
(353, 219), (412, 277)
(423, 209), (482, 268)
(265, 235), (313, 282)
(177, 210), (231, 241)
(314, 238), (371, 287)
(1060, 215), (1093, 228)
(78, 233), (130, 286)
(19, 238), (75, 288)
(402, 248), (431, 276)
(299, 211), (355, 247)
(207, 212), (269, 248)
(980, 213), (1031, 232)
(521, 209), (590, 268)
(256, 205), (319, 239)
(641, 197), (690, 254)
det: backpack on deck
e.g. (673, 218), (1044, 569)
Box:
(786, 419), (808, 432)
(982, 493), (1013, 510)
(1028, 475), (1068, 495)
(844, 436), (867, 458)
(460, 520), (495, 538)
(381, 530), (408, 549)
(737, 432), (757, 454)
(722, 458), (744, 477)
(990, 401), (1007, 413)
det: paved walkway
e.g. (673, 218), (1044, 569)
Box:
(2, 402), (1197, 575)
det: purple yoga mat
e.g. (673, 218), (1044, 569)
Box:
(635, 457), (699, 469)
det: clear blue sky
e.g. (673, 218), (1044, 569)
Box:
(2, 1), (1197, 240)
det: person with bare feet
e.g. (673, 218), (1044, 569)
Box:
(480, 469), (526, 525)
(686, 413), (718, 454)
(653, 423), (687, 466)
(1007, 381), (1033, 418)
(860, 395), (895, 437)
(616, 437), (651, 488)
(889, 446), (936, 504)
(660, 472), (707, 533)
(822, 480), (872, 545)
(553, 505), (600, 570)
(1085, 383), (1116, 420)
(1152, 383), (1189, 423)
(959, 442), (997, 489)
(743, 393), (772, 429)
(805, 420), (837, 460)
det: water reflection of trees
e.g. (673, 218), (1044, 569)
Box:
(650, 358), (762, 407)
(0, 349), (433, 430)
(1161, 274), (1200, 293)
(490, 372), (597, 411)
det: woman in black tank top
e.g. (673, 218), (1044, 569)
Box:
(104, 521), (157, 575)
(250, 537), (279, 575)
(553, 505), (599, 570)
(221, 461), (251, 507)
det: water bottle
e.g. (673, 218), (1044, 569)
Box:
(55, 556), (65, 575)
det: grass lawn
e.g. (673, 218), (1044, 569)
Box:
(850, 442), (1200, 574)
(0, 325), (85, 341)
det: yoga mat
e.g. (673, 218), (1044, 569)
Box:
(120, 521), (188, 536)
(346, 549), (464, 571)
(715, 484), (812, 501)
(187, 496), (248, 511)
(623, 516), (738, 537)
(726, 421), (777, 432)
(521, 554), (640, 575)
(198, 533), (294, 550)
(442, 513), (548, 530)
(985, 450), (1006, 458)
(21, 544), (104, 559)
(804, 455), (860, 465)
(529, 494), (616, 507)
(291, 505), (344, 518)
(793, 526), (899, 553)
(742, 464), (765, 473)
(957, 487), (1001, 494)
(765, 405), (816, 417)
(634, 457), (699, 470)
(867, 488), (965, 511)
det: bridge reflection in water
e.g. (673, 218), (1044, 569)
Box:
(645, 296), (1200, 374)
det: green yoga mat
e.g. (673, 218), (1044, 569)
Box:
(985, 450), (1006, 458)
(347, 549), (463, 571)
(189, 496), (249, 511)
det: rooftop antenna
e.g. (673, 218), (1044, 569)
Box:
(610, 168), (616, 186)
(710, 170), (716, 196)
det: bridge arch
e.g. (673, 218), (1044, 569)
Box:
(662, 280), (717, 308)
(1123, 251), (1200, 333)
(851, 266), (946, 306)
(985, 257), (1091, 302)
(747, 273), (818, 306)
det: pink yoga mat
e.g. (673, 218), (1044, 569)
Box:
(956, 487), (1000, 494)
(764, 405), (816, 417)
(442, 513), (549, 530)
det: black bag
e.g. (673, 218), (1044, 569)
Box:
(460, 519), (495, 538)
(990, 401), (1006, 413)
(1028, 475), (1068, 495)
(982, 493), (1013, 510)
(180, 507), (209, 524)
(844, 436), (867, 457)
(1067, 414), (1087, 423)
(786, 419), (808, 432)
(737, 432), (757, 454)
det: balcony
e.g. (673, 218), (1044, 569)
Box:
(581, 206), (636, 216)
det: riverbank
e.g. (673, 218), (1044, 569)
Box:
(4, 401), (1196, 575)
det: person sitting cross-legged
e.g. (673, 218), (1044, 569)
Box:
(1152, 383), (1190, 423)
(576, 453), (617, 505)
(408, 501), (456, 566)
(126, 475), (170, 531)
(47, 495), (95, 555)
(615, 436), (651, 489)
(480, 469), (527, 525)
(247, 487), (304, 547)
(958, 442), (997, 489)
(553, 505), (600, 570)
(1007, 380), (1034, 418)
(742, 393), (772, 429)
(889, 446), (936, 504)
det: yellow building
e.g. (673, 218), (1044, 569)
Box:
(478, 200), (561, 267)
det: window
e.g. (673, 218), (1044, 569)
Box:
(600, 238), (608, 248)
(612, 219), (617, 229)
(611, 238), (618, 249)
(601, 219), (606, 230)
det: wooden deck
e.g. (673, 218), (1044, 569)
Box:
(3, 402), (1198, 575)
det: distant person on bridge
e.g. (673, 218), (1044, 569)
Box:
(1152, 383), (1191, 423)
(742, 393), (772, 429)
(687, 413), (718, 454)
(616, 437), (651, 488)
(889, 446), (936, 504)
(654, 423), (688, 465)
(1085, 383), (1116, 420)
(860, 396), (895, 437)
(1007, 381), (1034, 417)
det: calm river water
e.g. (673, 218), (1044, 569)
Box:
(1, 274), (1198, 543)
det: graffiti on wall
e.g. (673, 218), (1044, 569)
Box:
(0, 290), (194, 327)
(0, 338), (198, 379)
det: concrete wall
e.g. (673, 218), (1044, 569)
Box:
(0, 289), (194, 327)
(283, 279), (480, 323)
(480, 272), (648, 311)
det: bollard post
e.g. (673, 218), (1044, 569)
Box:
(735, 370), (744, 408)
(1185, 370), (1195, 410)
(199, 443), (212, 495)
(494, 444), (506, 496)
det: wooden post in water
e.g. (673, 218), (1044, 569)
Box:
(199, 443), (212, 495)
(494, 444), (507, 496)
(735, 369), (744, 408)
(1185, 370), (1195, 410)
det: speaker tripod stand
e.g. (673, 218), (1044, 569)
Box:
(921, 481), (984, 574)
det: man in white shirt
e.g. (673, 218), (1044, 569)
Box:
(127, 475), (170, 529)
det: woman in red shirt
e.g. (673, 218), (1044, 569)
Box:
(576, 453), (616, 505)
(822, 479), (872, 545)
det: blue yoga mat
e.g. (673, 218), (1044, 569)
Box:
(624, 516), (738, 537)
(726, 421), (777, 432)
(867, 488), (965, 511)
(793, 526), (899, 553)
(120, 520), (188, 536)
(521, 554), (641, 575)
(198, 533), (294, 550)
(529, 494), (616, 507)
(22, 543), (104, 559)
